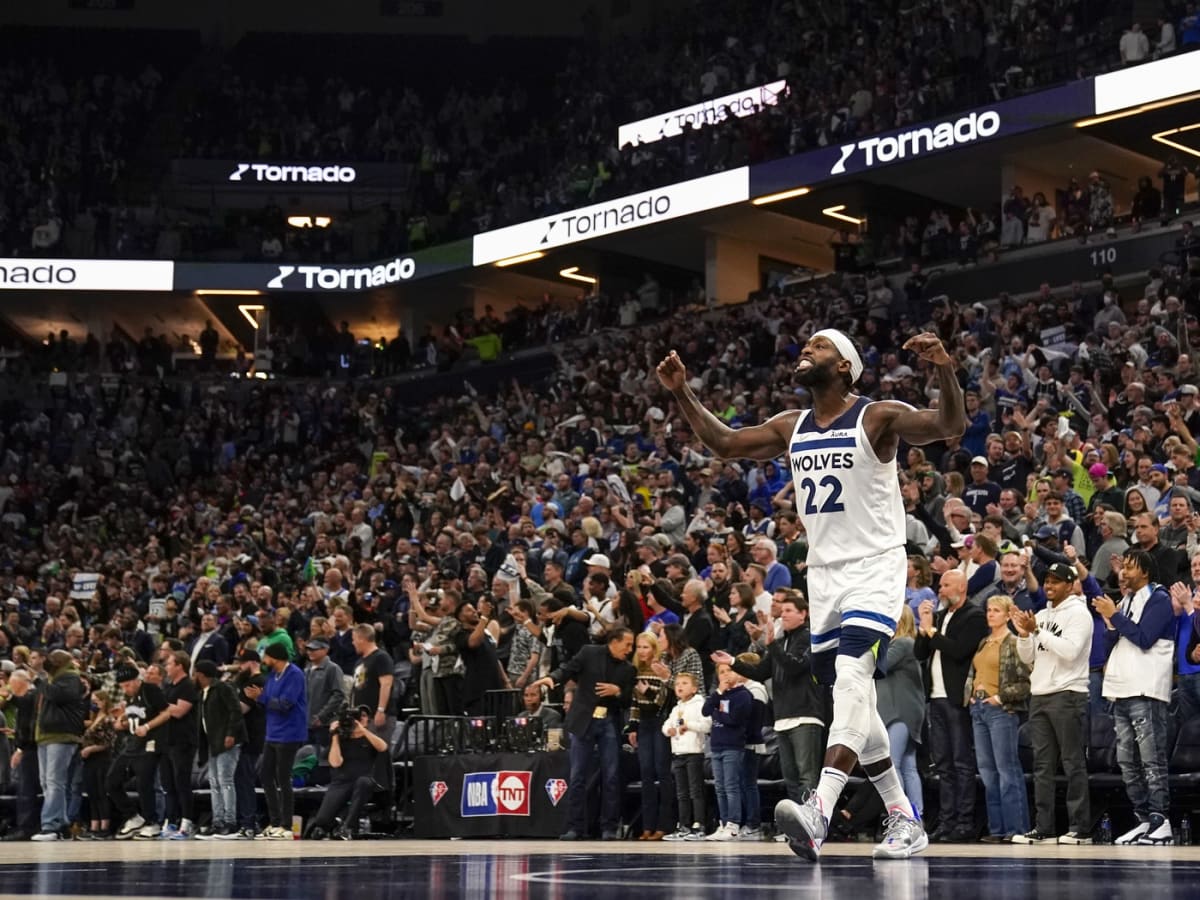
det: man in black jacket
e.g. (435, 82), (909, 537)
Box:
(716, 593), (829, 803)
(0, 670), (39, 840)
(533, 628), (635, 841)
(33, 650), (86, 841)
(914, 569), (988, 842)
(193, 660), (246, 839)
(232, 651), (266, 838)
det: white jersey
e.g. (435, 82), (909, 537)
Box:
(787, 396), (905, 567)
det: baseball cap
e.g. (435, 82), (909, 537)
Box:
(1089, 463), (1110, 480)
(307, 637), (330, 651)
(1053, 467), (1073, 479)
(1043, 562), (1077, 583)
(114, 664), (141, 684)
(970, 456), (989, 467)
(665, 554), (691, 570)
(1150, 463), (1169, 474)
(237, 650), (262, 665)
(1034, 525), (1057, 540)
(587, 554), (612, 569)
(950, 538), (966, 549)
(1182, 384), (1199, 396)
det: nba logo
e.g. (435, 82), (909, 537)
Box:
(461, 772), (499, 817)
(545, 778), (567, 807)
(429, 781), (447, 807)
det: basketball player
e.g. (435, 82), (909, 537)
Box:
(656, 329), (964, 860)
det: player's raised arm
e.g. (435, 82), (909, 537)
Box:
(878, 333), (966, 446)
(655, 351), (795, 461)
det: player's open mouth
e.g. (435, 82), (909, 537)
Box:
(797, 359), (814, 371)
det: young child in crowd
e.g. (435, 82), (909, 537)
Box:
(702, 662), (752, 841)
(661, 672), (711, 841)
(736, 652), (769, 841)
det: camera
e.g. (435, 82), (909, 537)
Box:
(336, 706), (365, 736)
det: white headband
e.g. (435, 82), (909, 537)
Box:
(812, 329), (863, 383)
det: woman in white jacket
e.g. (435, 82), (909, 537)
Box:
(661, 672), (712, 841)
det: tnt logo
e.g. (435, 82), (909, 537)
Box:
(460, 771), (531, 817)
(429, 781), (447, 807)
(496, 772), (531, 815)
(545, 778), (568, 807)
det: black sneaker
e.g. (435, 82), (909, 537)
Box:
(1011, 829), (1057, 844)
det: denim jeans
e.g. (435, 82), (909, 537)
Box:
(1112, 696), (1170, 820)
(740, 750), (762, 829)
(1089, 670), (1112, 717)
(970, 700), (1030, 837)
(207, 745), (242, 829)
(711, 748), (745, 827)
(928, 698), (976, 832)
(776, 723), (823, 803)
(887, 721), (924, 818)
(636, 720), (675, 833)
(37, 742), (80, 832)
(566, 718), (622, 834)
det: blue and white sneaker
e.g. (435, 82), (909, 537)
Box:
(873, 809), (929, 859)
(775, 795), (827, 861)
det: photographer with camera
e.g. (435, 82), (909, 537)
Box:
(307, 706), (389, 840)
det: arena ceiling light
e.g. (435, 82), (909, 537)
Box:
(1074, 92), (1200, 128)
(822, 204), (866, 225)
(559, 266), (598, 285)
(493, 251), (546, 267)
(195, 289), (265, 296)
(751, 186), (810, 206)
(286, 216), (332, 228)
(238, 304), (266, 329)
(1151, 122), (1200, 159)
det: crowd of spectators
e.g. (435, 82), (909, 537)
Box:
(178, 0), (1138, 251)
(0, 222), (1199, 840)
(5, 7), (1197, 261)
(0, 57), (168, 261)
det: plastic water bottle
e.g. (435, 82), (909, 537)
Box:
(1098, 813), (1112, 845)
(1182, 817), (1192, 846)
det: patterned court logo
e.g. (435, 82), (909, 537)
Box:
(545, 778), (568, 807)
(429, 781), (448, 807)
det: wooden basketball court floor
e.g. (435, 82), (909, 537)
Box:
(0, 839), (1194, 899)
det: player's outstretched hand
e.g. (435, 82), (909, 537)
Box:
(656, 351), (687, 392)
(902, 332), (952, 366)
